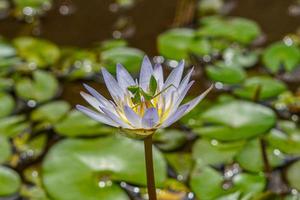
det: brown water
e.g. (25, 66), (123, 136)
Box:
(1, 0), (300, 55)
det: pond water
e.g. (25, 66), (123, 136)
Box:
(1, 0), (300, 200)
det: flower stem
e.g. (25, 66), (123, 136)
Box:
(144, 135), (157, 200)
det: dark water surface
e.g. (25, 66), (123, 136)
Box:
(1, 0), (300, 55)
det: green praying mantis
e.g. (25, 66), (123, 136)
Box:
(127, 75), (176, 108)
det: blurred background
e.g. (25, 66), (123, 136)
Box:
(0, 0), (300, 200)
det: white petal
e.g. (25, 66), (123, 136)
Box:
(163, 60), (185, 89)
(160, 104), (190, 128)
(142, 108), (159, 128)
(100, 106), (131, 129)
(76, 105), (119, 127)
(83, 84), (116, 113)
(101, 68), (124, 100)
(139, 56), (153, 91)
(182, 85), (213, 115)
(170, 81), (194, 115)
(153, 63), (164, 90)
(80, 92), (102, 112)
(124, 106), (141, 128)
(178, 67), (194, 94)
(116, 63), (135, 91)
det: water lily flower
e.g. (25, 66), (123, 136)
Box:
(76, 56), (212, 137)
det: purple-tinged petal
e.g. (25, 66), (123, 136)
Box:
(153, 63), (164, 90)
(177, 67), (194, 94)
(83, 84), (116, 113)
(124, 106), (141, 127)
(100, 106), (131, 129)
(142, 108), (159, 128)
(163, 60), (185, 89)
(76, 105), (119, 127)
(116, 63), (135, 91)
(80, 91), (102, 112)
(182, 85), (213, 114)
(170, 81), (194, 115)
(139, 56), (153, 91)
(101, 68), (124, 100)
(160, 104), (190, 128)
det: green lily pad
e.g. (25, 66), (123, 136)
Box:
(0, 41), (16, 58)
(267, 121), (300, 155)
(100, 39), (128, 51)
(0, 92), (15, 118)
(31, 101), (70, 124)
(223, 47), (258, 68)
(195, 100), (276, 141)
(0, 166), (21, 196)
(234, 76), (287, 100)
(165, 153), (193, 182)
(198, 0), (224, 15)
(43, 136), (167, 200)
(21, 185), (50, 200)
(0, 115), (29, 137)
(262, 42), (300, 73)
(206, 62), (246, 84)
(0, 135), (11, 163)
(13, 37), (60, 68)
(190, 163), (266, 200)
(190, 165), (226, 199)
(189, 38), (215, 56)
(286, 160), (300, 191)
(197, 16), (261, 44)
(54, 110), (114, 137)
(16, 134), (47, 160)
(157, 28), (195, 60)
(153, 129), (187, 151)
(100, 46), (144, 74)
(0, 78), (14, 91)
(236, 139), (284, 172)
(15, 70), (59, 103)
(56, 48), (100, 80)
(192, 139), (245, 166)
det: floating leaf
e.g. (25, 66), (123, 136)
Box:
(262, 42), (300, 73)
(31, 101), (70, 124)
(100, 46), (144, 74)
(206, 62), (246, 84)
(195, 100), (276, 141)
(0, 40), (16, 58)
(223, 47), (258, 68)
(0, 115), (29, 138)
(153, 129), (187, 151)
(54, 110), (114, 137)
(165, 153), (193, 182)
(157, 28), (195, 60)
(100, 39), (128, 51)
(234, 76), (287, 100)
(192, 139), (245, 166)
(42, 136), (167, 200)
(190, 165), (226, 199)
(55, 48), (100, 80)
(0, 166), (21, 196)
(15, 70), (59, 103)
(286, 160), (300, 191)
(197, 17), (261, 44)
(0, 92), (15, 118)
(267, 121), (300, 155)
(190, 163), (266, 200)
(236, 139), (284, 172)
(0, 135), (11, 164)
(13, 37), (60, 68)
